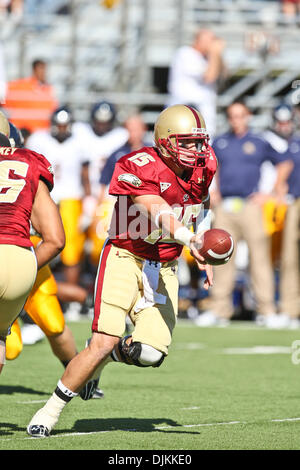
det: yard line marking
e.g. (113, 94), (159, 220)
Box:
(3, 416), (300, 442)
(222, 346), (292, 355)
(23, 420), (243, 439)
(155, 421), (243, 429)
(181, 406), (202, 410)
(16, 400), (48, 405)
(173, 342), (206, 350)
(271, 418), (300, 423)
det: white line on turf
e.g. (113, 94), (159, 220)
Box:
(222, 346), (292, 355)
(24, 420), (244, 439)
(174, 343), (206, 350)
(16, 400), (48, 404)
(271, 418), (300, 422)
(181, 406), (202, 410)
(2, 417), (300, 441)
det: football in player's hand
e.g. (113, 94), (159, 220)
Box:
(198, 228), (234, 265)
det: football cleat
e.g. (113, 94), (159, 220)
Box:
(26, 400), (61, 437)
(27, 424), (50, 438)
(79, 378), (104, 400)
(92, 387), (105, 399)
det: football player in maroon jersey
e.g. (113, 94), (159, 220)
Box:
(0, 111), (65, 375)
(27, 104), (216, 437)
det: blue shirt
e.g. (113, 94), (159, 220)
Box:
(100, 141), (149, 186)
(212, 131), (285, 198)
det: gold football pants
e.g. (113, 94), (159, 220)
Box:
(0, 245), (37, 338)
(5, 236), (65, 360)
(92, 243), (178, 355)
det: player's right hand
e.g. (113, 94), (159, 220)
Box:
(209, 37), (226, 55)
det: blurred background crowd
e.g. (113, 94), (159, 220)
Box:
(1, 0), (300, 343)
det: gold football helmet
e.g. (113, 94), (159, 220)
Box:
(154, 104), (210, 169)
(0, 110), (10, 137)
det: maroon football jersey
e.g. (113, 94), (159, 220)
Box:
(0, 146), (54, 247)
(109, 146), (217, 262)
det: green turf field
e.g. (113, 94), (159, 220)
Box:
(1, 319), (300, 450)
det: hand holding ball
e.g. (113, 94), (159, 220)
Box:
(198, 229), (234, 265)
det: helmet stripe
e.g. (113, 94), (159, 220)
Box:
(185, 105), (201, 128)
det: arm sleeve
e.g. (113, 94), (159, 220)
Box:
(109, 154), (160, 197)
(264, 140), (288, 165)
(31, 150), (54, 192)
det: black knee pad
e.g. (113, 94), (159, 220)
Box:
(117, 335), (165, 368)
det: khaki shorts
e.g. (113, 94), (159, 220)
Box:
(92, 243), (178, 355)
(0, 245), (37, 338)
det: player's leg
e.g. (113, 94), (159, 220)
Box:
(27, 244), (141, 436)
(80, 258), (179, 401)
(47, 326), (77, 367)
(0, 245), (37, 374)
(200, 204), (240, 321)
(5, 319), (23, 360)
(24, 264), (78, 365)
(79, 244), (143, 399)
(113, 259), (178, 367)
(59, 199), (85, 285)
(27, 330), (119, 437)
(0, 337), (5, 373)
(243, 201), (276, 317)
(279, 200), (300, 318)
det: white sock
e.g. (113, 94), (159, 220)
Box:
(28, 392), (67, 432)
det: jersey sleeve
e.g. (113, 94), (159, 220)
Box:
(30, 150), (54, 192)
(109, 151), (160, 197)
(263, 140), (287, 165)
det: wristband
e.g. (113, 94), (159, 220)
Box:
(197, 209), (212, 233)
(174, 226), (194, 247)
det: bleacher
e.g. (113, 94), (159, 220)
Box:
(2, 0), (300, 131)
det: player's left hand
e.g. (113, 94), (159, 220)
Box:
(195, 260), (213, 289)
(190, 233), (213, 289)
